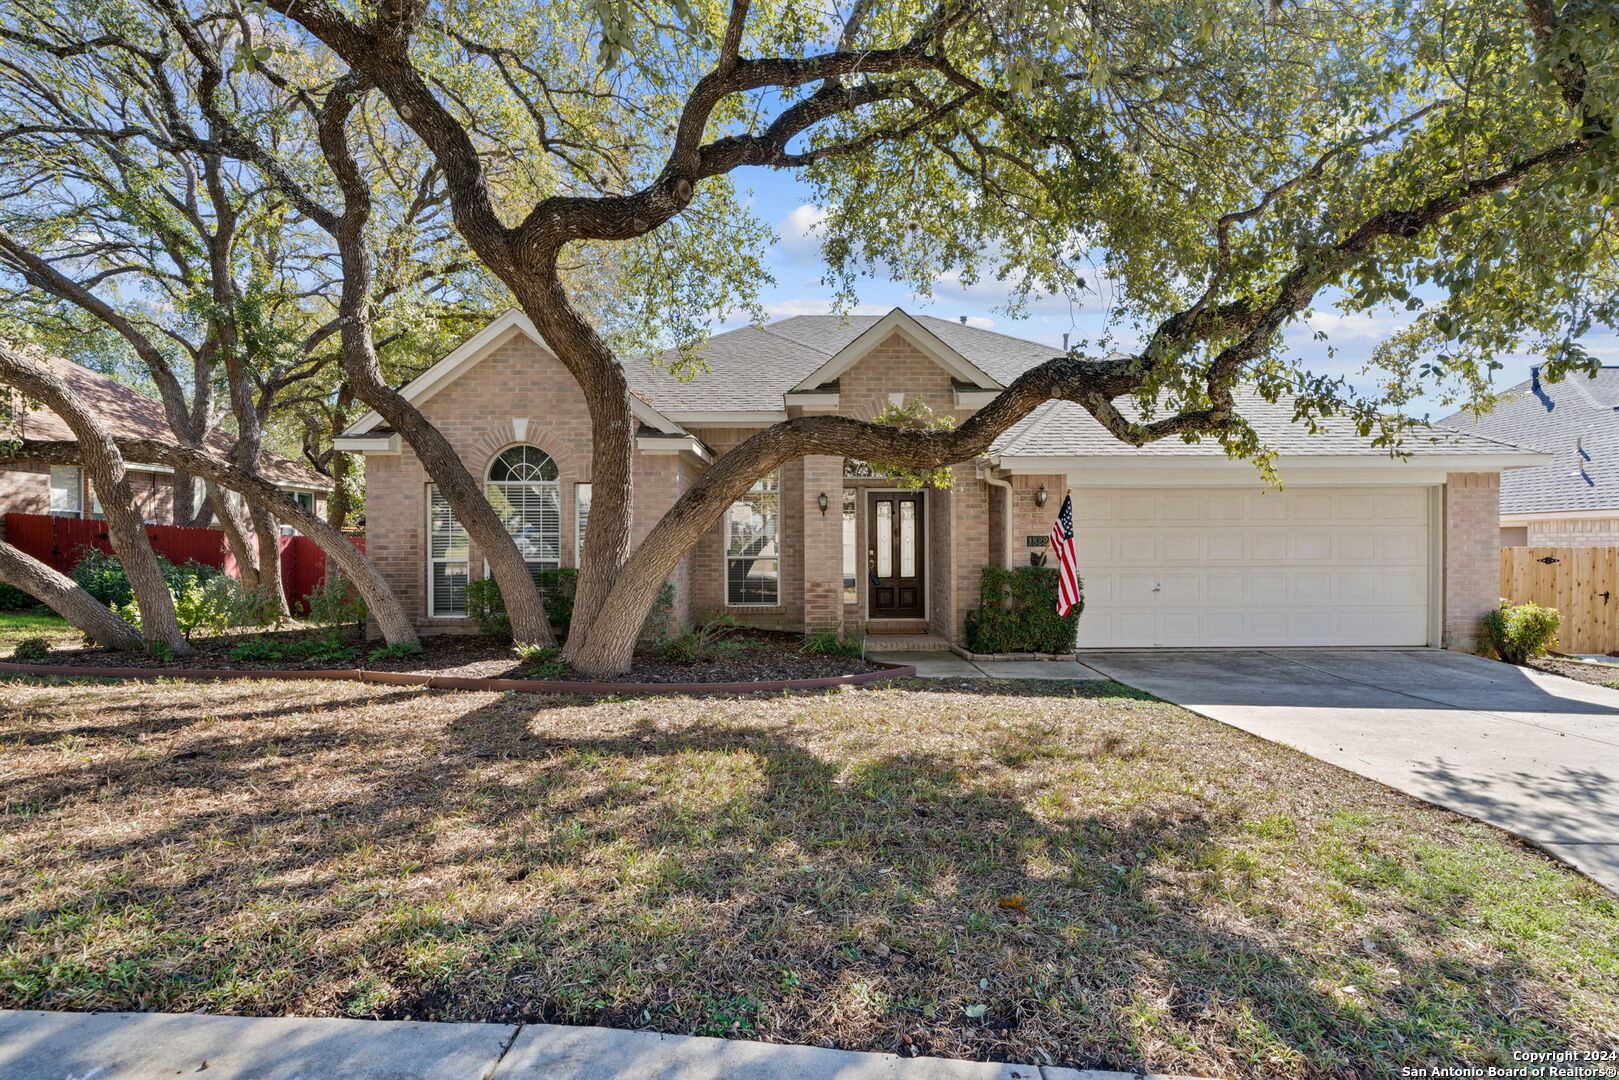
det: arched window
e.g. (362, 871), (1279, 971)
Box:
(486, 445), (561, 587)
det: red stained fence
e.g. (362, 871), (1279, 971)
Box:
(3, 512), (363, 612)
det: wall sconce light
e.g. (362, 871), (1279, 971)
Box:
(817, 492), (830, 516)
(1034, 485), (1048, 508)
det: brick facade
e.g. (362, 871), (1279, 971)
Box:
(1443, 471), (1502, 650)
(1518, 517), (1619, 546)
(1, 463), (175, 523)
(356, 323), (1511, 652)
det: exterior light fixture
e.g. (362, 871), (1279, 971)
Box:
(1034, 485), (1048, 508)
(817, 492), (830, 516)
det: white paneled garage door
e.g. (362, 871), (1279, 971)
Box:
(1074, 487), (1431, 648)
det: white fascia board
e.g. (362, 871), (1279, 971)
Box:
(989, 452), (1550, 488)
(954, 387), (1002, 408)
(665, 410), (789, 425)
(1501, 508), (1619, 523)
(789, 308), (1004, 392)
(637, 435), (713, 462)
(339, 307), (689, 439)
(334, 434), (401, 455)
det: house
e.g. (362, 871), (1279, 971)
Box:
(335, 308), (1545, 651)
(1, 354), (333, 525)
(1438, 367), (1619, 547)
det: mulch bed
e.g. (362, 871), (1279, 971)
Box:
(1527, 655), (1619, 687)
(15, 626), (878, 684)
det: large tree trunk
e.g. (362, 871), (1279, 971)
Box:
(0, 539), (143, 651)
(0, 342), (191, 655)
(316, 83), (553, 646)
(247, 500), (290, 617)
(326, 449), (352, 532)
(514, 276), (635, 663)
(3, 438), (419, 646)
(207, 483), (261, 592)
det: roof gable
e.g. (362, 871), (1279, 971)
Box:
(341, 309), (687, 437)
(788, 308), (1003, 392)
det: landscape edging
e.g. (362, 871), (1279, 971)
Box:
(0, 659), (916, 695)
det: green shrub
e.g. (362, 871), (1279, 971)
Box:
(229, 637), (290, 663)
(367, 641), (423, 663)
(71, 548), (135, 608)
(0, 582), (36, 611)
(963, 566), (1082, 655)
(296, 633), (358, 663)
(659, 611), (743, 664)
(513, 642), (559, 663)
(12, 636), (49, 661)
(305, 573), (365, 634)
(530, 660), (570, 679)
(1482, 600), (1561, 664)
(466, 577), (510, 637)
(468, 569), (580, 639)
(803, 630), (863, 658)
(148, 640), (174, 661)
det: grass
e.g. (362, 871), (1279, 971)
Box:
(0, 609), (79, 653)
(0, 676), (1615, 1077)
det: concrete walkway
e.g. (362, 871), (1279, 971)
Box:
(0, 1010), (1193, 1079)
(1078, 648), (1619, 891)
(869, 651), (1109, 680)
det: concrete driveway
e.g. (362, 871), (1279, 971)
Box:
(1077, 648), (1619, 892)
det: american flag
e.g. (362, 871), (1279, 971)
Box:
(1048, 493), (1081, 616)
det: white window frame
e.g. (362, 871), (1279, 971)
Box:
(427, 485), (471, 618)
(486, 445), (561, 588)
(574, 482), (591, 568)
(48, 465), (82, 518)
(725, 469), (781, 607)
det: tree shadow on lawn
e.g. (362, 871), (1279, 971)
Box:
(0, 680), (1613, 1079)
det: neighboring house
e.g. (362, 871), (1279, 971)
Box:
(1439, 366), (1619, 547)
(336, 307), (1545, 651)
(0, 354), (333, 526)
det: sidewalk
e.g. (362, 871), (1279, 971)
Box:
(0, 1010), (1198, 1080)
(868, 651), (1109, 680)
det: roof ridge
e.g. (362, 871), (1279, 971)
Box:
(912, 313), (1066, 352)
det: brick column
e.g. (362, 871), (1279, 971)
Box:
(1443, 472), (1501, 651)
(801, 455), (844, 633)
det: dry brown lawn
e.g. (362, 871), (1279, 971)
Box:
(0, 675), (1614, 1078)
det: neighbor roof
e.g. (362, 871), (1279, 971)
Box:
(991, 393), (1533, 459)
(1438, 367), (1619, 513)
(10, 355), (333, 490)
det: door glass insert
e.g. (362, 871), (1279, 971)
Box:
(876, 500), (893, 577)
(899, 499), (916, 577)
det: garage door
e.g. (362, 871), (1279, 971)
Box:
(1074, 487), (1431, 648)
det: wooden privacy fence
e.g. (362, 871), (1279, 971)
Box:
(1499, 545), (1619, 654)
(2, 512), (362, 613)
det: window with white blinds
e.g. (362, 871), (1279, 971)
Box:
(427, 485), (470, 617)
(574, 483), (591, 567)
(48, 466), (81, 517)
(726, 470), (780, 606)
(486, 445), (561, 588)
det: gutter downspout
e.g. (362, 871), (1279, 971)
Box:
(979, 461), (1015, 569)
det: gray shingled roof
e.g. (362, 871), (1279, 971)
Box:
(621, 313), (1057, 412)
(618, 310), (1534, 460)
(992, 392), (1532, 458)
(1437, 368), (1619, 512)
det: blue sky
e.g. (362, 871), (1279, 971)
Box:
(724, 168), (1617, 421)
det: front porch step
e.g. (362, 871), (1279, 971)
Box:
(865, 619), (931, 635)
(865, 632), (953, 652)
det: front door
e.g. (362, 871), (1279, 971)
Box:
(867, 492), (925, 617)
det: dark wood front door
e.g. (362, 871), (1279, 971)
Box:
(867, 492), (924, 617)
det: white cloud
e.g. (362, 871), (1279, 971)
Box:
(763, 298), (891, 320)
(775, 204), (829, 266)
(1295, 309), (1410, 343)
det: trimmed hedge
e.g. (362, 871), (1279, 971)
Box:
(963, 566), (1082, 654)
